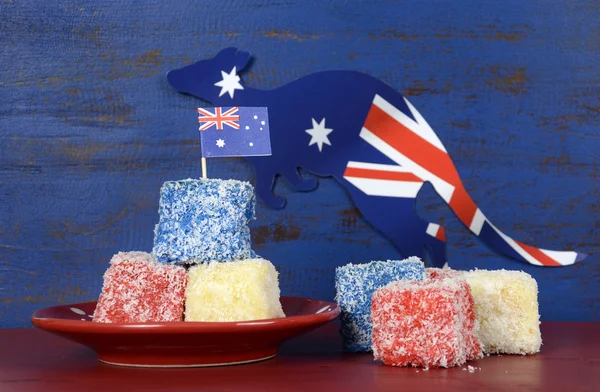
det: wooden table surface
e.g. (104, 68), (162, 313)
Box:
(1, 322), (599, 392)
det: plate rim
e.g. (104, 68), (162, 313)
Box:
(31, 296), (340, 334)
(98, 354), (277, 368)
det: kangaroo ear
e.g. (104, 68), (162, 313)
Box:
(215, 47), (238, 59)
(234, 50), (251, 70)
(214, 47), (251, 71)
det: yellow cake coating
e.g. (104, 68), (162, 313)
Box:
(185, 258), (285, 322)
(463, 269), (542, 355)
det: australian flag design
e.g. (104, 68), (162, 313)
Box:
(168, 47), (587, 268)
(198, 106), (272, 158)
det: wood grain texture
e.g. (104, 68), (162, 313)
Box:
(1, 0), (599, 327)
(0, 323), (599, 391)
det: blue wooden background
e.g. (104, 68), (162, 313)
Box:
(1, 0), (598, 327)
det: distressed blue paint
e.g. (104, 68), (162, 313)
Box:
(0, 0), (599, 327)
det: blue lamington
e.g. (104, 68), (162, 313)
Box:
(153, 178), (256, 264)
(334, 257), (425, 352)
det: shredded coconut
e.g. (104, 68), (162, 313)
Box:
(93, 252), (187, 323)
(334, 257), (425, 352)
(463, 269), (542, 355)
(371, 276), (483, 368)
(152, 178), (256, 264)
(425, 267), (463, 280)
(185, 258), (285, 322)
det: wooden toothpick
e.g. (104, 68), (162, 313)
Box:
(201, 157), (207, 179)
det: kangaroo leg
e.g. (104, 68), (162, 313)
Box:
(355, 196), (447, 267)
(247, 157), (287, 209)
(342, 160), (448, 267)
(423, 223), (448, 267)
(279, 167), (318, 192)
(255, 173), (286, 209)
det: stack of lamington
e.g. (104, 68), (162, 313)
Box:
(336, 259), (542, 369)
(93, 178), (285, 323)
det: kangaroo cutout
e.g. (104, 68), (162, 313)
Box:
(167, 47), (586, 268)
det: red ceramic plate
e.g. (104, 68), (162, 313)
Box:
(31, 296), (339, 368)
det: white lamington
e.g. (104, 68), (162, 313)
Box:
(185, 258), (285, 322)
(463, 269), (542, 355)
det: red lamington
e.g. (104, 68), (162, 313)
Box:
(426, 267), (481, 360)
(371, 277), (482, 368)
(93, 252), (187, 323)
(426, 267), (463, 280)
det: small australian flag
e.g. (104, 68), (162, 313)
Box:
(197, 106), (272, 158)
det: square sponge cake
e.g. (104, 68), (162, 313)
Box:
(152, 178), (256, 264)
(463, 269), (542, 355)
(334, 257), (425, 352)
(371, 277), (483, 368)
(185, 258), (285, 322)
(93, 252), (187, 323)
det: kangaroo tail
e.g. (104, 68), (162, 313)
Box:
(359, 94), (586, 266)
(444, 182), (585, 266)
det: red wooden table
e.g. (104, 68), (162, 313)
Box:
(1, 322), (598, 392)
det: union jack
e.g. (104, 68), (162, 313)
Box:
(343, 94), (582, 267)
(197, 107), (240, 131)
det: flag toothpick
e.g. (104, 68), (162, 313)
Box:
(201, 157), (207, 179)
(197, 106), (272, 180)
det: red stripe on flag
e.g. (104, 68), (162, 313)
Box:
(222, 107), (239, 116)
(364, 105), (461, 186)
(364, 104), (480, 228)
(436, 226), (446, 242)
(343, 167), (423, 182)
(223, 120), (240, 129)
(199, 122), (215, 131)
(448, 186), (479, 231)
(516, 241), (562, 267)
(197, 108), (214, 116)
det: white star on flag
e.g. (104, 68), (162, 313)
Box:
(305, 118), (333, 152)
(216, 139), (225, 148)
(214, 67), (244, 98)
